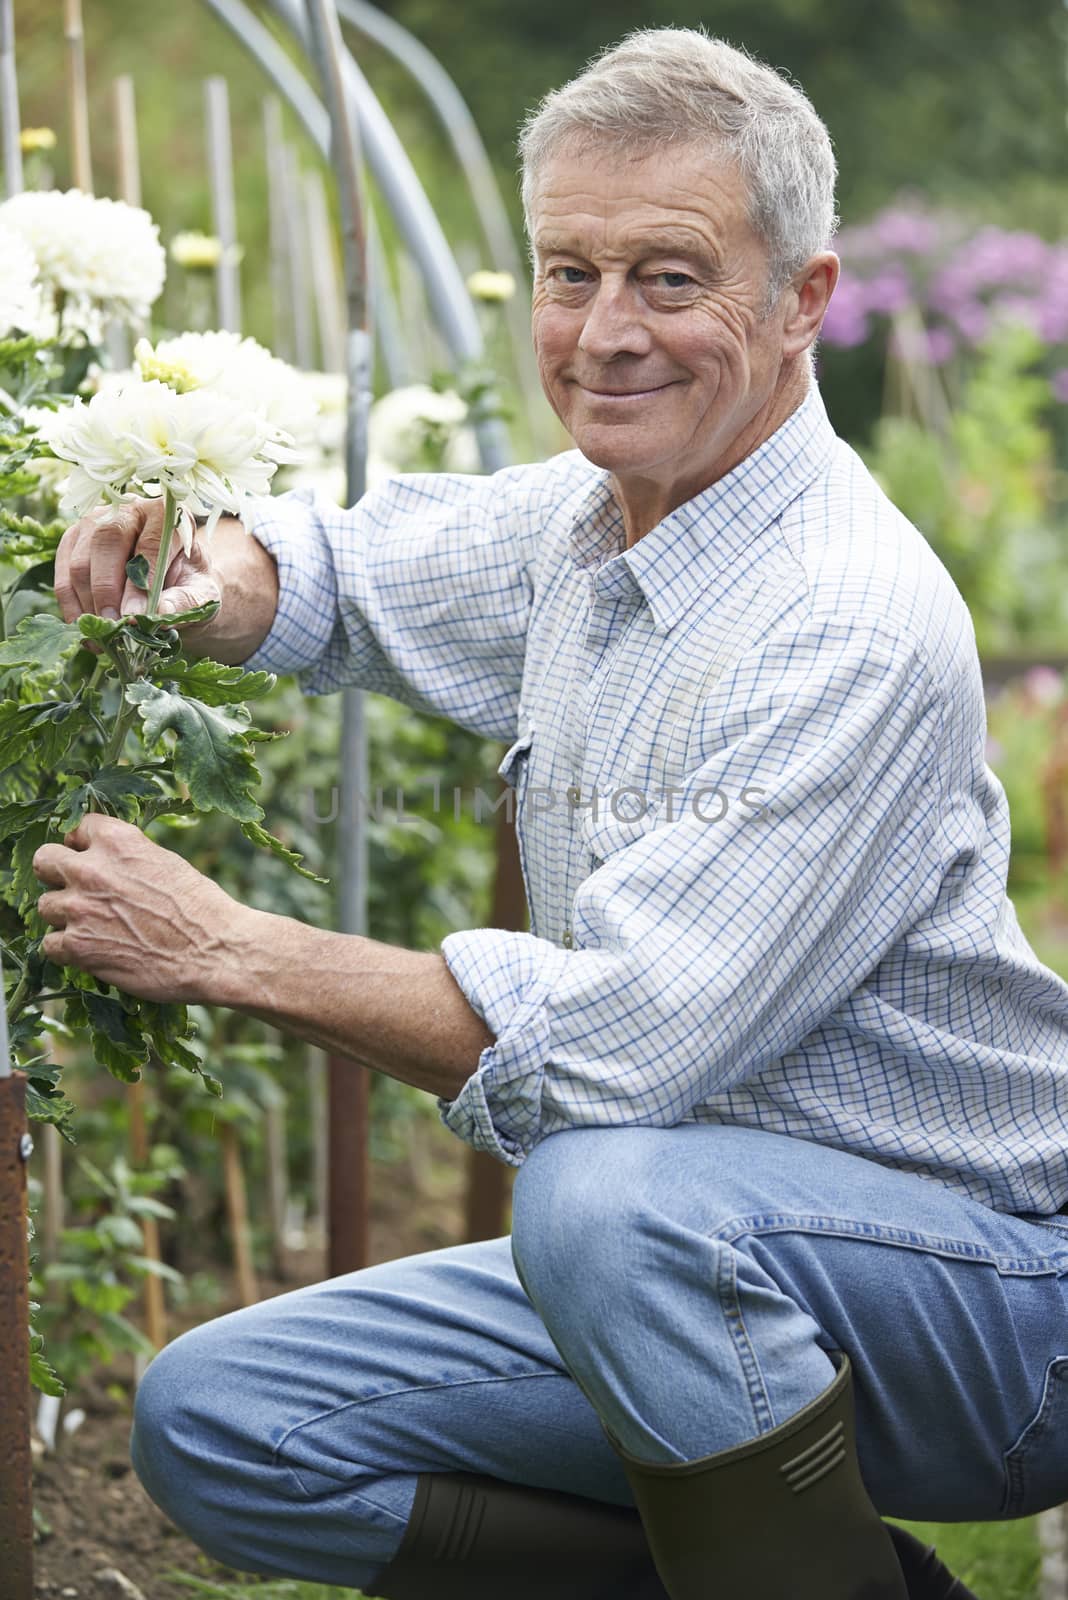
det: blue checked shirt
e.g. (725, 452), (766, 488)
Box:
(246, 386), (1068, 1213)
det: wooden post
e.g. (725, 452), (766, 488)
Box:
(112, 74), (141, 206)
(63, 0), (92, 192)
(303, 166), (346, 371)
(264, 1096), (290, 1279)
(204, 76), (242, 332)
(0, 1072), (33, 1599)
(40, 1120), (62, 1263)
(263, 97), (295, 363)
(220, 1121), (258, 1307)
(129, 1079), (166, 1350)
(0, 0), (23, 198)
(464, 778), (526, 1242)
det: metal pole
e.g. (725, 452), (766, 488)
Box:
(112, 75), (141, 207)
(0, 0), (23, 198)
(335, 0), (549, 450)
(0, 948), (33, 1598)
(63, 0), (92, 192)
(303, 0), (373, 1278)
(200, 0), (510, 470)
(205, 76), (242, 332)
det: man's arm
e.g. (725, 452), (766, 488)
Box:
(32, 815), (493, 1106)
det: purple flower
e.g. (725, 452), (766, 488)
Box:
(1023, 666), (1064, 706)
(821, 272), (871, 348)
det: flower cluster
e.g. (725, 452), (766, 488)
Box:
(133, 330), (320, 449)
(0, 222), (45, 340)
(822, 201), (1068, 396)
(0, 188), (165, 343)
(369, 383), (477, 477)
(40, 378), (300, 539)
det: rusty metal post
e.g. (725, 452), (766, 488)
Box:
(0, 1044), (34, 1598)
(464, 778), (526, 1242)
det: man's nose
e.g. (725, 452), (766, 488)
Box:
(576, 280), (654, 362)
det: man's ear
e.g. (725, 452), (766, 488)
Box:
(782, 252), (840, 358)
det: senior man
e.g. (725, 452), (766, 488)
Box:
(37, 26), (1068, 1600)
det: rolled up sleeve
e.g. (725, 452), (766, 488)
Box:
(438, 620), (947, 1165)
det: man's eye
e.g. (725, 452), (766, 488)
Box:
(552, 267), (590, 285)
(652, 272), (693, 289)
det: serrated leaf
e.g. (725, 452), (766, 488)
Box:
(11, 819), (50, 914)
(125, 553), (150, 588)
(0, 797), (51, 845)
(30, 1348), (66, 1397)
(77, 612), (127, 645)
(50, 767), (164, 833)
(82, 992), (149, 1077)
(0, 613), (83, 673)
(147, 657), (276, 706)
(241, 818), (328, 883)
(125, 680), (264, 822)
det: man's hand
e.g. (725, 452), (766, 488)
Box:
(54, 498), (280, 664)
(55, 498), (222, 625)
(33, 814), (246, 1004)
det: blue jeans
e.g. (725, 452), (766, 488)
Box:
(131, 1125), (1068, 1591)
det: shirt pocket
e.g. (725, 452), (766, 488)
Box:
(1001, 1353), (1068, 1517)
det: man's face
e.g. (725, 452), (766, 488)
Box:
(530, 143), (791, 494)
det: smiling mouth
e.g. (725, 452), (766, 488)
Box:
(579, 382), (675, 398)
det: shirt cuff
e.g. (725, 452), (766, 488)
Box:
(242, 489), (340, 676)
(438, 928), (569, 1166)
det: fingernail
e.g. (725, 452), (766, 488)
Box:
(101, 607), (119, 621)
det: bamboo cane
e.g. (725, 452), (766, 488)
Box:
(63, 0), (92, 192)
(40, 1120), (62, 1263)
(303, 166), (346, 372)
(0, 944), (33, 1599)
(220, 1121), (258, 1307)
(112, 74), (141, 207)
(129, 1078), (166, 1350)
(282, 139), (315, 368)
(204, 75), (242, 332)
(262, 97), (294, 363)
(0, 0), (23, 198)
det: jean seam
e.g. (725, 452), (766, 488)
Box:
(273, 1367), (560, 1498)
(708, 1211), (1068, 1276)
(717, 1233), (776, 1434)
(1001, 1355), (1068, 1518)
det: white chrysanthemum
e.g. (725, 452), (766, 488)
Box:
(0, 189), (165, 339)
(369, 383), (478, 474)
(39, 378), (299, 541)
(0, 224), (44, 337)
(138, 330), (319, 449)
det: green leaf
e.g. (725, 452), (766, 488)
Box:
(125, 680), (265, 823)
(125, 553), (150, 588)
(10, 820), (50, 914)
(11, 558), (55, 595)
(0, 613), (84, 673)
(81, 992), (149, 1078)
(241, 818), (328, 883)
(30, 1348), (66, 1397)
(147, 657), (276, 706)
(77, 612), (127, 645)
(0, 797), (51, 845)
(50, 767), (164, 833)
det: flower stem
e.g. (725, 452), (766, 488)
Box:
(146, 490), (178, 616)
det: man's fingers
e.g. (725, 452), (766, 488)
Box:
(36, 890), (68, 928)
(120, 534), (216, 617)
(32, 842), (73, 886)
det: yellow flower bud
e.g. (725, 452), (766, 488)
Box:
(466, 269), (517, 303)
(170, 230), (224, 270)
(19, 127), (57, 153)
(134, 336), (202, 394)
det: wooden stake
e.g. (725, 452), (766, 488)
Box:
(129, 1079), (166, 1350)
(303, 166), (346, 372)
(63, 0), (91, 192)
(0, 0), (23, 198)
(0, 1073), (33, 1599)
(40, 1120), (62, 1264)
(263, 97), (294, 363)
(112, 74), (140, 207)
(204, 76), (241, 332)
(264, 1097), (290, 1280)
(220, 1121), (258, 1307)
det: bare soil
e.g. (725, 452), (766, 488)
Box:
(31, 1135), (511, 1600)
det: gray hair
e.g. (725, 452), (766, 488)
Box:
(518, 28), (838, 300)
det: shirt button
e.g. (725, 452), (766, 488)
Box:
(566, 784), (581, 805)
(562, 929), (574, 949)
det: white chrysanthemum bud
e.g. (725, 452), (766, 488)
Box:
(467, 269), (516, 303)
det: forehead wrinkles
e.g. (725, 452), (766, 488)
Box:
(532, 170), (743, 265)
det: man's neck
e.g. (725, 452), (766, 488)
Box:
(612, 365), (812, 547)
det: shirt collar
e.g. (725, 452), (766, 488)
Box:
(565, 385), (838, 634)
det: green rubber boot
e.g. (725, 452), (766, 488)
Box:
(604, 1349), (909, 1599)
(366, 1469), (671, 1598)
